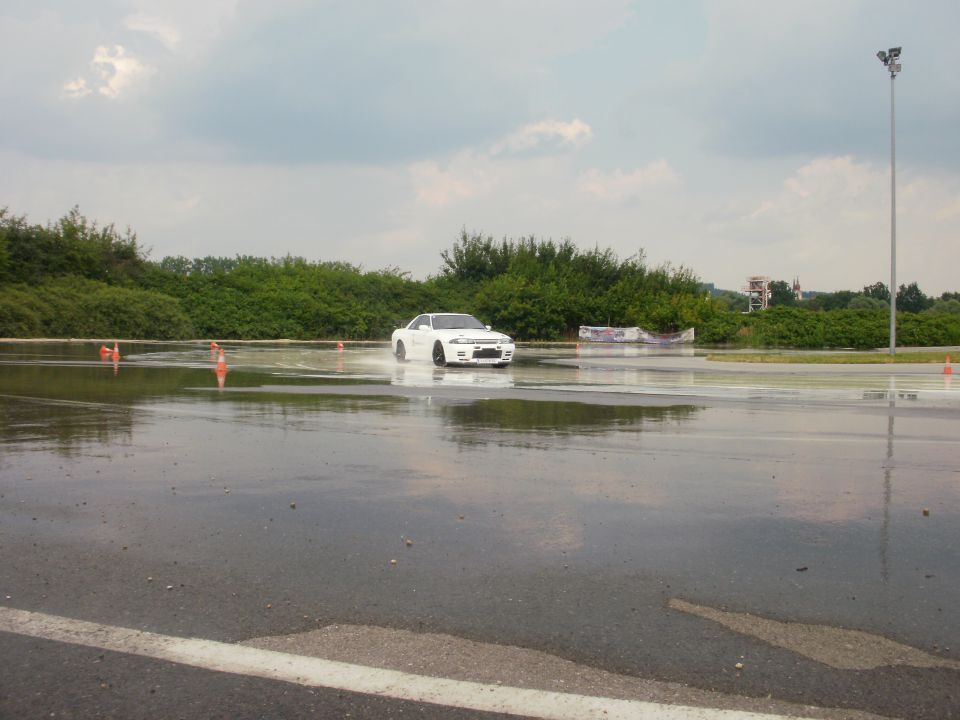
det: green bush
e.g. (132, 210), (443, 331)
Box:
(745, 307), (825, 348)
(4, 208), (959, 345)
(898, 312), (960, 346)
(0, 289), (43, 336)
(694, 310), (743, 345)
(0, 278), (193, 339)
(822, 310), (888, 349)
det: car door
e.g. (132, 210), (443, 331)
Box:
(408, 315), (432, 358)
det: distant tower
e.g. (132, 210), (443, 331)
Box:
(742, 276), (770, 312)
(793, 277), (802, 301)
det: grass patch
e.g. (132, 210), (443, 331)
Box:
(706, 351), (954, 364)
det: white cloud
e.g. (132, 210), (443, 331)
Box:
(578, 161), (681, 202)
(782, 156), (872, 203)
(121, 1), (239, 57)
(492, 119), (593, 156)
(62, 77), (91, 99)
(92, 45), (153, 98)
(124, 13), (181, 51)
(409, 152), (497, 209)
(719, 155), (960, 293)
(63, 45), (154, 100)
(410, 119), (594, 209)
(743, 156), (880, 225)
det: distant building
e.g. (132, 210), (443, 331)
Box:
(793, 277), (802, 301)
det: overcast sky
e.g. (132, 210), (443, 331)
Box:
(2, 1), (958, 293)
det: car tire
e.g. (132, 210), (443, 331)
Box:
(395, 340), (406, 362)
(432, 341), (446, 367)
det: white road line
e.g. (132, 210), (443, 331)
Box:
(0, 606), (815, 720)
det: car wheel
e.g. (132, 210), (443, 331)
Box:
(432, 341), (446, 367)
(395, 340), (406, 362)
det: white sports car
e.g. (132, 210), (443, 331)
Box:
(392, 313), (515, 367)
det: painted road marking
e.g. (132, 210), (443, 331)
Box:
(0, 606), (829, 720)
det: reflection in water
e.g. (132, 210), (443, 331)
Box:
(443, 398), (698, 433)
(0, 363), (210, 405)
(0, 395), (133, 454)
(99, 354), (120, 376)
(574, 344), (697, 359)
(216, 393), (408, 426)
(441, 399), (699, 446)
(880, 377), (895, 582)
(391, 363), (513, 390)
(0, 357), (402, 453)
(214, 346), (228, 392)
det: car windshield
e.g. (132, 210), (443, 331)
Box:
(431, 314), (487, 330)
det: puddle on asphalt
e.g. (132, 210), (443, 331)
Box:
(2, 340), (959, 659)
(5, 340), (956, 404)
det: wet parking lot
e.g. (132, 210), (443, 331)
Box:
(1, 341), (959, 719)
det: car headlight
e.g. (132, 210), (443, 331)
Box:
(501, 336), (514, 345)
(448, 337), (473, 344)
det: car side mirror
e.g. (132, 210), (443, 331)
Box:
(485, 325), (491, 331)
(418, 324), (430, 331)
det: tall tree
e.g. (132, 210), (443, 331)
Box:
(896, 282), (932, 313)
(768, 280), (797, 307)
(863, 281), (890, 302)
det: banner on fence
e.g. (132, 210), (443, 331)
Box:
(578, 326), (695, 345)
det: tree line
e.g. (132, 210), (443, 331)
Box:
(2, 206), (959, 348)
(712, 278), (959, 315)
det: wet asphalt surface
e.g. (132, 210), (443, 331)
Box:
(1, 341), (959, 719)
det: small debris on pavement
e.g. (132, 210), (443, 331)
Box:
(922, 508), (930, 516)
(796, 566), (808, 572)
(290, 502), (296, 509)
(735, 662), (744, 670)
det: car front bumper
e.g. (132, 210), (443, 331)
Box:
(448, 343), (515, 365)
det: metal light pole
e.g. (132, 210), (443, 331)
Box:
(877, 47), (901, 355)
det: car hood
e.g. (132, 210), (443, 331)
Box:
(434, 329), (512, 343)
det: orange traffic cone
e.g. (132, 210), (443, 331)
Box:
(99, 344), (111, 355)
(336, 341), (344, 351)
(210, 341), (220, 350)
(111, 342), (120, 360)
(945, 355), (953, 375)
(216, 349), (227, 373)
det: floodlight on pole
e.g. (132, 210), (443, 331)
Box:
(877, 46), (901, 355)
